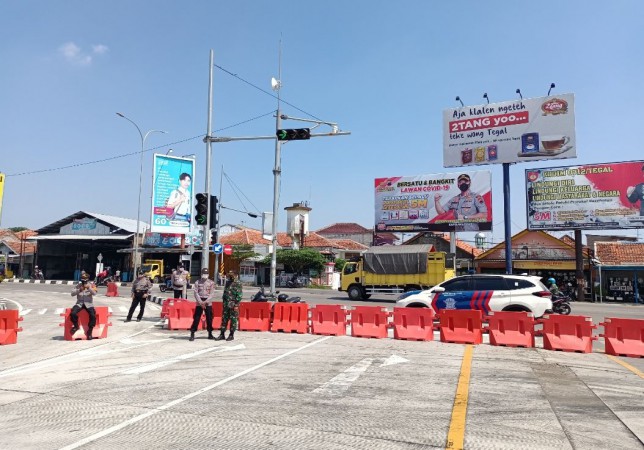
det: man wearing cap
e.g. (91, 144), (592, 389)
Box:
(215, 270), (243, 341)
(126, 269), (153, 322)
(70, 272), (97, 340)
(434, 173), (488, 231)
(172, 263), (188, 299)
(189, 268), (217, 341)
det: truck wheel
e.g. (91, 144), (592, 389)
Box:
(348, 285), (363, 300)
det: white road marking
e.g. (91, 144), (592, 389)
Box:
(118, 306), (128, 312)
(313, 354), (409, 396)
(38, 309), (47, 315)
(0, 297), (24, 313)
(121, 344), (245, 375)
(59, 336), (332, 450)
(20, 309), (32, 316)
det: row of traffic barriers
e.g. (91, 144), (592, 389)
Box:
(158, 300), (644, 358)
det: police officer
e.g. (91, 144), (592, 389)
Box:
(172, 263), (188, 299)
(70, 272), (97, 340)
(434, 173), (488, 231)
(125, 269), (153, 322)
(215, 270), (243, 341)
(189, 268), (216, 341)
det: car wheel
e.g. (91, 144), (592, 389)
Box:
(502, 305), (531, 313)
(406, 303), (428, 308)
(348, 285), (363, 300)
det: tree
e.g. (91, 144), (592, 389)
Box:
(334, 258), (347, 272)
(230, 244), (259, 263)
(8, 227), (28, 232)
(262, 248), (326, 275)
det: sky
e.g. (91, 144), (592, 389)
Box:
(2, 0), (644, 248)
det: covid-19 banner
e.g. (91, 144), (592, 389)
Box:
(526, 161), (644, 231)
(151, 155), (195, 234)
(374, 170), (492, 233)
(443, 94), (576, 167)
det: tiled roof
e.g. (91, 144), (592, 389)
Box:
(0, 229), (38, 254)
(316, 223), (371, 234)
(277, 232), (337, 248)
(329, 239), (370, 251)
(595, 242), (644, 266)
(436, 233), (484, 257)
(560, 235), (576, 247)
(220, 228), (340, 249)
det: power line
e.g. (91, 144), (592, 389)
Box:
(7, 110), (276, 177)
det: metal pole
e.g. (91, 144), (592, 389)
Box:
(503, 163), (512, 274)
(202, 49), (214, 271)
(214, 164), (223, 284)
(599, 264), (602, 303)
(270, 43), (283, 294)
(574, 229), (584, 302)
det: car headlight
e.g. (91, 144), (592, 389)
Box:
(397, 290), (422, 300)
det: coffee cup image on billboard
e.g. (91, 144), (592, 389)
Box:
(626, 164), (644, 216)
(518, 132), (572, 157)
(165, 173), (192, 223)
(433, 174), (487, 231)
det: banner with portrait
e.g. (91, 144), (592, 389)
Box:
(151, 155), (195, 234)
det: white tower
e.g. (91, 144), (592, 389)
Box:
(285, 202), (312, 249)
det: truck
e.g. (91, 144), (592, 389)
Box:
(141, 259), (164, 283)
(340, 244), (455, 300)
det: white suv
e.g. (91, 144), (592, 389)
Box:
(396, 274), (553, 318)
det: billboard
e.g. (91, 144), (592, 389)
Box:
(375, 170), (492, 233)
(526, 161), (644, 231)
(0, 172), (4, 222)
(443, 94), (576, 167)
(151, 154), (195, 234)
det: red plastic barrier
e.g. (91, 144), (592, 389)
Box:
(167, 302), (202, 330)
(106, 282), (119, 297)
(238, 302), (272, 332)
(350, 306), (389, 339)
(392, 307), (435, 341)
(59, 306), (112, 340)
(271, 303), (309, 334)
(539, 314), (597, 353)
(600, 317), (644, 358)
(310, 304), (348, 336)
(485, 311), (535, 348)
(0, 310), (24, 345)
(439, 309), (483, 344)
(161, 298), (188, 318)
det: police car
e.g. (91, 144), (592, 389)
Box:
(396, 274), (553, 317)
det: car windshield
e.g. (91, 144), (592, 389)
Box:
(140, 265), (152, 272)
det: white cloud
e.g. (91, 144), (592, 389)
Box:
(58, 42), (108, 66)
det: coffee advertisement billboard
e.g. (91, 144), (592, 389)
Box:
(526, 161), (644, 231)
(443, 94), (576, 167)
(374, 170), (492, 233)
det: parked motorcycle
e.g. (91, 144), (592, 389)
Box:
(159, 275), (173, 293)
(250, 286), (278, 302)
(552, 293), (572, 315)
(277, 293), (302, 303)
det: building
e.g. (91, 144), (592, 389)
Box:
(403, 232), (484, 274)
(593, 241), (644, 302)
(0, 229), (37, 278)
(316, 222), (397, 246)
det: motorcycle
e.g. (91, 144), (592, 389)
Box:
(95, 275), (114, 286)
(277, 293), (302, 303)
(552, 293), (572, 315)
(286, 275), (307, 289)
(159, 275), (173, 293)
(250, 286), (278, 302)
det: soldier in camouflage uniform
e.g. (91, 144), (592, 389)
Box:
(215, 270), (243, 341)
(434, 173), (488, 231)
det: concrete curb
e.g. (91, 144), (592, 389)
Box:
(2, 278), (129, 287)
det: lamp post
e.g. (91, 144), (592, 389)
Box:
(116, 112), (166, 281)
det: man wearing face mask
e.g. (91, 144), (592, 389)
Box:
(215, 270), (242, 341)
(70, 272), (98, 340)
(125, 269), (153, 323)
(434, 173), (487, 231)
(189, 268), (216, 341)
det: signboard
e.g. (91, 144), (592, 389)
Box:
(443, 94), (576, 167)
(144, 231), (203, 248)
(213, 243), (223, 254)
(374, 170), (492, 233)
(223, 244), (233, 255)
(526, 160), (644, 231)
(0, 172), (5, 222)
(151, 154), (195, 234)
(71, 218), (97, 231)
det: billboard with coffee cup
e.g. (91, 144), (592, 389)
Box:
(443, 93), (576, 167)
(526, 160), (644, 231)
(374, 170), (492, 233)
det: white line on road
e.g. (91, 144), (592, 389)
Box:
(59, 336), (332, 450)
(118, 306), (127, 312)
(20, 309), (32, 316)
(38, 308), (47, 315)
(121, 344), (245, 375)
(0, 297), (23, 313)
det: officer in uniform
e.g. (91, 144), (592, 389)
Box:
(125, 269), (153, 322)
(626, 163), (644, 215)
(189, 267), (216, 341)
(172, 264), (188, 299)
(434, 173), (488, 231)
(215, 270), (243, 341)
(70, 272), (97, 340)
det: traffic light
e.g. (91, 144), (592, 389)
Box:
(210, 195), (219, 228)
(194, 193), (208, 225)
(210, 230), (218, 245)
(276, 128), (311, 141)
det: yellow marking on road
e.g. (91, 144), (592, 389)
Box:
(606, 354), (644, 379)
(446, 345), (473, 450)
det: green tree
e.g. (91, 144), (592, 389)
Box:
(334, 258), (347, 272)
(230, 244), (258, 263)
(8, 227), (28, 232)
(262, 248), (325, 275)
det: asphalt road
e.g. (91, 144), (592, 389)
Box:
(1, 282), (643, 450)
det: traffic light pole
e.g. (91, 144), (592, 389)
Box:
(270, 107), (282, 293)
(201, 50), (214, 272)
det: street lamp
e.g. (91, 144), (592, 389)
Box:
(221, 204), (259, 218)
(116, 112), (166, 281)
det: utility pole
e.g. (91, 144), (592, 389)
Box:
(270, 44), (283, 294)
(201, 49), (214, 271)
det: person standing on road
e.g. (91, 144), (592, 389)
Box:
(125, 269), (153, 322)
(172, 263), (188, 299)
(70, 272), (97, 340)
(215, 270), (242, 341)
(189, 268), (216, 341)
